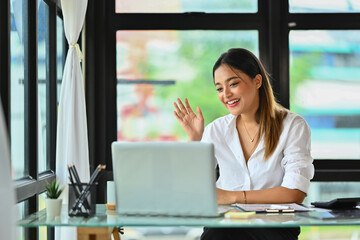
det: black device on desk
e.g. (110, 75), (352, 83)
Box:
(297, 198), (360, 220)
(311, 197), (360, 209)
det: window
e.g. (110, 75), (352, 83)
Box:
(38, 193), (48, 239)
(38, 0), (48, 173)
(111, 0), (264, 144)
(1, 0), (63, 239)
(102, 1), (360, 182)
(304, 182), (360, 204)
(4, 1), (359, 239)
(115, 0), (257, 13)
(16, 201), (26, 240)
(116, 30), (258, 141)
(10, 0), (26, 178)
(287, 0), (360, 183)
(289, 0), (360, 13)
(290, 30), (360, 159)
(57, 16), (64, 101)
(98, 1), (265, 238)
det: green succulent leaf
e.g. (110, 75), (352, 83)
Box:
(46, 179), (64, 199)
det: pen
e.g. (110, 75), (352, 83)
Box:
(68, 164), (91, 209)
(70, 164), (82, 187)
(265, 208), (295, 213)
(68, 165), (90, 210)
(70, 165), (106, 215)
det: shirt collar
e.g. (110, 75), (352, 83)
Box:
(225, 114), (265, 157)
(225, 114), (238, 136)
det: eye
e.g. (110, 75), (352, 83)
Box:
(230, 82), (239, 87)
(216, 87), (223, 92)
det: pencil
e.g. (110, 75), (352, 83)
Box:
(70, 165), (106, 215)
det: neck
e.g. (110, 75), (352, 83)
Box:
(240, 109), (259, 125)
(240, 95), (260, 124)
(237, 112), (261, 143)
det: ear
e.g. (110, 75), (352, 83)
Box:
(254, 74), (262, 89)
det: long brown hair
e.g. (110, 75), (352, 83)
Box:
(213, 48), (287, 159)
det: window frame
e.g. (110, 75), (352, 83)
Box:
(1, 2), (359, 239)
(84, 0), (360, 196)
(0, 0), (63, 239)
(85, 0), (278, 202)
(287, 7), (360, 181)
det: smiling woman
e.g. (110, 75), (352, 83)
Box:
(214, 66), (261, 116)
(212, 49), (288, 161)
(174, 48), (314, 240)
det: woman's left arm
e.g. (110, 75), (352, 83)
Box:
(279, 117), (314, 200)
(218, 115), (314, 205)
(217, 186), (305, 205)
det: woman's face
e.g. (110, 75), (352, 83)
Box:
(214, 64), (262, 116)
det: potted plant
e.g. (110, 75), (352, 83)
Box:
(45, 179), (64, 217)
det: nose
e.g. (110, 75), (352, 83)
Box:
(224, 86), (232, 98)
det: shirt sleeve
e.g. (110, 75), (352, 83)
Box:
(281, 118), (314, 194)
(201, 125), (210, 143)
(201, 123), (219, 168)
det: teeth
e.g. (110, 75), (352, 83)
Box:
(228, 99), (239, 104)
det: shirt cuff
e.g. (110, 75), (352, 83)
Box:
(281, 172), (311, 195)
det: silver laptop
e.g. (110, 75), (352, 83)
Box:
(111, 141), (218, 217)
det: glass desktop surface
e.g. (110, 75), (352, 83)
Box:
(18, 204), (360, 228)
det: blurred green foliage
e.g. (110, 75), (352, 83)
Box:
(289, 53), (322, 113)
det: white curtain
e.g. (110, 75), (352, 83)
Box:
(0, 99), (17, 240)
(56, 0), (89, 238)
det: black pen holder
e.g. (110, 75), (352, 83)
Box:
(68, 183), (97, 217)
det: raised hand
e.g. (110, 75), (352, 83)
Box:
(173, 98), (204, 141)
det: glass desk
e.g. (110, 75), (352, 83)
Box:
(18, 204), (360, 228)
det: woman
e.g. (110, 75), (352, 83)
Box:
(173, 48), (314, 240)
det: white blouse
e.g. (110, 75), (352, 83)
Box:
(201, 111), (314, 194)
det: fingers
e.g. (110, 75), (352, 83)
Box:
(174, 98), (203, 121)
(184, 98), (195, 115)
(174, 98), (189, 119)
(173, 111), (183, 122)
(173, 101), (184, 118)
(196, 106), (204, 121)
(177, 98), (188, 114)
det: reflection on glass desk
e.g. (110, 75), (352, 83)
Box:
(18, 204), (360, 228)
(298, 209), (360, 220)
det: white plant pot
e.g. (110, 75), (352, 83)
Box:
(46, 198), (62, 217)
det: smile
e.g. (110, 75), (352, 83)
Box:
(227, 99), (240, 105)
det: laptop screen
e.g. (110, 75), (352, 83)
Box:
(111, 141), (218, 217)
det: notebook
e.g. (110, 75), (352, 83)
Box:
(111, 141), (218, 217)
